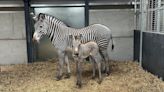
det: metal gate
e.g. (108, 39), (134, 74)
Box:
(133, 0), (164, 65)
(133, 0), (164, 79)
(134, 0), (164, 32)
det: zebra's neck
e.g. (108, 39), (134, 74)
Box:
(45, 15), (69, 47)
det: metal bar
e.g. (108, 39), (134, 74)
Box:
(139, 0), (148, 67)
(139, 0), (142, 66)
(148, 6), (164, 11)
(23, 0), (33, 63)
(162, 7), (164, 31)
(31, 8), (37, 62)
(157, 0), (161, 32)
(132, 1), (140, 5)
(90, 5), (134, 9)
(133, 6), (164, 12)
(134, 0), (137, 29)
(85, 0), (89, 26)
(89, 2), (132, 6)
(134, 0), (137, 13)
(89, 6), (164, 12)
(31, 4), (85, 7)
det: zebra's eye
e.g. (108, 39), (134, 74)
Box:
(40, 26), (43, 28)
(39, 31), (43, 34)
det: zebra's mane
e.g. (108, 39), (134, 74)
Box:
(43, 13), (68, 27)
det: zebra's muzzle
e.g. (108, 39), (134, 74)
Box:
(32, 38), (39, 43)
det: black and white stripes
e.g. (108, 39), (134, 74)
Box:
(40, 14), (113, 53)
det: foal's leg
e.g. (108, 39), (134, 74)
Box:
(64, 54), (71, 78)
(90, 56), (96, 79)
(56, 50), (64, 80)
(76, 58), (82, 88)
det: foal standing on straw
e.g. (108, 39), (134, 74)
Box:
(70, 34), (103, 88)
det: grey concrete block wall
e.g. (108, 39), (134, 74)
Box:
(0, 13), (26, 39)
(0, 40), (27, 64)
(89, 9), (134, 61)
(108, 37), (133, 61)
(0, 11), (27, 64)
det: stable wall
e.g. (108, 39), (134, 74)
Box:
(0, 8), (135, 64)
(0, 11), (27, 64)
(89, 9), (134, 61)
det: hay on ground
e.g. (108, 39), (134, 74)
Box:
(0, 59), (164, 92)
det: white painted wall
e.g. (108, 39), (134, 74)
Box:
(0, 11), (27, 64)
(89, 9), (135, 61)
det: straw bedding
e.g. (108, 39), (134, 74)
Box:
(0, 59), (164, 92)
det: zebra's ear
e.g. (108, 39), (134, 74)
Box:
(30, 12), (37, 21)
(38, 13), (45, 21)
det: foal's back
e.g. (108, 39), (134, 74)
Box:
(79, 41), (99, 58)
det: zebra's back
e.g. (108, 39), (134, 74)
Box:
(66, 24), (112, 51)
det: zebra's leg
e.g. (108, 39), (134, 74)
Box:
(103, 50), (110, 75)
(93, 55), (102, 84)
(99, 50), (106, 73)
(98, 38), (110, 74)
(64, 54), (71, 78)
(56, 50), (64, 81)
(101, 60), (106, 73)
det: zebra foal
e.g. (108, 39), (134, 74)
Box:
(70, 34), (103, 87)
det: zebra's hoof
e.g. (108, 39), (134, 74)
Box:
(64, 73), (71, 79)
(101, 70), (106, 73)
(56, 75), (62, 81)
(104, 69), (110, 76)
(92, 76), (96, 79)
(76, 81), (82, 88)
(97, 79), (102, 84)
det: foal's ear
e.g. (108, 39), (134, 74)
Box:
(79, 34), (82, 39)
(74, 35), (78, 40)
(76, 34), (82, 40)
(69, 35), (73, 39)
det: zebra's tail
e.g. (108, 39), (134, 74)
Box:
(110, 34), (114, 51)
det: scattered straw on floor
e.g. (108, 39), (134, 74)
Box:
(0, 59), (164, 92)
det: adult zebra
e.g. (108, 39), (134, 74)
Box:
(31, 13), (114, 80)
